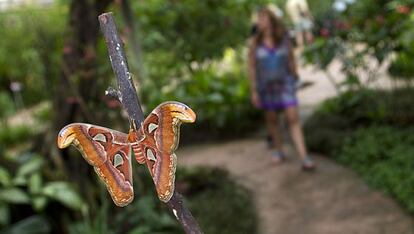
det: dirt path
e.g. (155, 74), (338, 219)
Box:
(177, 62), (414, 233)
(178, 139), (414, 234)
(178, 59), (414, 234)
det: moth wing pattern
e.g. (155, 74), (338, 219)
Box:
(57, 123), (134, 207)
(136, 101), (196, 202)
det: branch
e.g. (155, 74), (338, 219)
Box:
(99, 12), (144, 129)
(98, 12), (202, 234)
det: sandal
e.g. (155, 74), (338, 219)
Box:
(271, 151), (285, 164)
(302, 156), (316, 171)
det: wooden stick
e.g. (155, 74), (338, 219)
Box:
(98, 12), (202, 234)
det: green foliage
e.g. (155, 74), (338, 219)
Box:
(336, 126), (414, 213)
(304, 0), (414, 89)
(31, 102), (52, 123)
(68, 167), (257, 234)
(388, 49), (414, 80)
(321, 88), (414, 126)
(1, 2), (261, 233)
(179, 167), (257, 234)
(114, 196), (180, 234)
(0, 92), (15, 119)
(305, 87), (414, 213)
(129, 0), (264, 136)
(0, 125), (33, 148)
(304, 111), (352, 155)
(135, 0), (262, 64)
(304, 88), (414, 154)
(0, 215), (51, 234)
(42, 182), (86, 211)
(0, 153), (86, 230)
(0, 6), (66, 106)
(141, 49), (260, 139)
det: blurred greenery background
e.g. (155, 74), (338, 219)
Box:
(1, 0), (414, 233)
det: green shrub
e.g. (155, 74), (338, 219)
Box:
(305, 87), (414, 213)
(67, 166), (257, 234)
(389, 50), (414, 80)
(0, 125), (33, 147)
(32, 102), (52, 123)
(304, 112), (353, 155)
(0, 6), (66, 106)
(178, 167), (257, 234)
(141, 50), (260, 141)
(305, 0), (414, 90)
(131, 0), (266, 137)
(0, 153), (86, 230)
(0, 92), (15, 119)
(335, 126), (414, 213)
(135, 0), (263, 64)
(304, 88), (414, 154)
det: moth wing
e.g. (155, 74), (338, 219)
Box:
(139, 102), (196, 202)
(57, 123), (134, 207)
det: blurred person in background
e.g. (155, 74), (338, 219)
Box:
(286, 0), (314, 47)
(247, 7), (315, 170)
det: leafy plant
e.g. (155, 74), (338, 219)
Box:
(0, 153), (86, 230)
(135, 0), (264, 64)
(141, 48), (260, 141)
(306, 86), (414, 213)
(0, 92), (15, 120)
(304, 0), (414, 90)
(1, 2), (262, 233)
(335, 126), (414, 213)
(68, 167), (257, 234)
(0, 125), (33, 148)
(0, 215), (51, 234)
(178, 167), (258, 234)
(0, 6), (66, 106)
(305, 88), (414, 154)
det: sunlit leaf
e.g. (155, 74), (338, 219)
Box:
(0, 166), (11, 187)
(28, 173), (42, 194)
(16, 156), (43, 178)
(0, 204), (10, 226)
(42, 182), (85, 210)
(12, 176), (27, 186)
(2, 215), (50, 234)
(32, 196), (48, 212)
(0, 188), (30, 204)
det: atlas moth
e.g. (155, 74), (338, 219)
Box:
(57, 101), (196, 206)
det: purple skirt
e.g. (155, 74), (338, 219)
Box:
(256, 75), (298, 111)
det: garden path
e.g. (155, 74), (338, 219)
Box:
(179, 141), (414, 234)
(178, 62), (414, 234)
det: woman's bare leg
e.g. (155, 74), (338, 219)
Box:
(284, 106), (307, 160)
(295, 31), (304, 49)
(265, 111), (284, 153)
(305, 31), (314, 45)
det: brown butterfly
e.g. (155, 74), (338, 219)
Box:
(57, 101), (196, 206)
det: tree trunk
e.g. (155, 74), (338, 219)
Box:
(54, 0), (113, 132)
(51, 0), (114, 215)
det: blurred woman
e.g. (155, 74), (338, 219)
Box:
(286, 0), (314, 47)
(247, 7), (315, 170)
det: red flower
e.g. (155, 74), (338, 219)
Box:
(320, 28), (330, 38)
(396, 5), (411, 14)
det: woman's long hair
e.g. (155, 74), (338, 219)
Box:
(253, 7), (286, 47)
